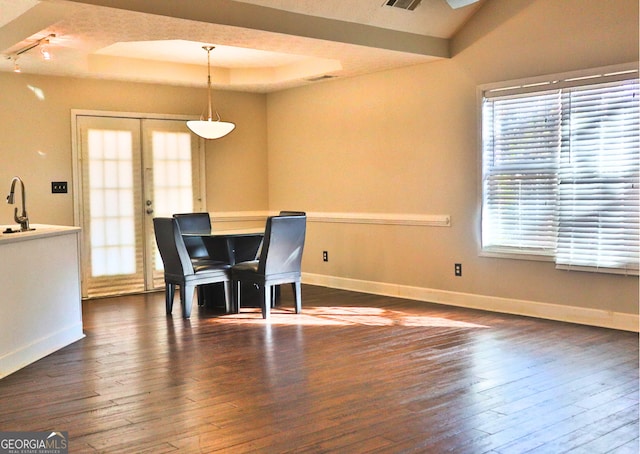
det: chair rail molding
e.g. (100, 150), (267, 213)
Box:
(309, 212), (451, 227)
(210, 211), (451, 227)
(210, 211), (269, 223)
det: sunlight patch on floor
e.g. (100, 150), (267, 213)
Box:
(211, 306), (488, 328)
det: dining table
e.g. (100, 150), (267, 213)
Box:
(182, 228), (265, 309)
(182, 227), (264, 265)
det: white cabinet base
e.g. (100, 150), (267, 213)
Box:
(0, 225), (84, 379)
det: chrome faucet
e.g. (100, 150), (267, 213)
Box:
(6, 176), (31, 231)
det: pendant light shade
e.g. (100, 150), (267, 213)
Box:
(186, 118), (235, 139)
(187, 46), (235, 139)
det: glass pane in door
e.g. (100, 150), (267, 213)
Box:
(88, 129), (136, 276)
(152, 130), (194, 216)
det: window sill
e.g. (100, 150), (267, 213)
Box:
(480, 247), (554, 263)
(480, 249), (639, 276)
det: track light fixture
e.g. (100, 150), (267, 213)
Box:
(5, 34), (55, 73)
(10, 33), (56, 62)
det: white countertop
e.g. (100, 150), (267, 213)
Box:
(0, 224), (81, 244)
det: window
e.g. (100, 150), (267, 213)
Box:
(481, 66), (639, 274)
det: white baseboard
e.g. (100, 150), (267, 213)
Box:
(0, 324), (85, 379)
(302, 273), (639, 332)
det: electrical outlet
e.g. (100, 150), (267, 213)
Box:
(323, 251), (328, 262)
(51, 181), (68, 193)
(454, 263), (462, 276)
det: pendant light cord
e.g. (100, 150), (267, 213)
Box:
(204, 46), (214, 122)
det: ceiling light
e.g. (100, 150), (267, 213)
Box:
(186, 46), (235, 140)
(40, 39), (51, 60)
(12, 57), (20, 73)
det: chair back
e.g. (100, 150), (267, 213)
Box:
(173, 213), (211, 259)
(258, 215), (306, 276)
(173, 212), (211, 233)
(153, 217), (194, 277)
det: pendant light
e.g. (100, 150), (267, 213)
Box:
(187, 46), (235, 139)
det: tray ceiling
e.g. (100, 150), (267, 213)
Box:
(0, 0), (485, 93)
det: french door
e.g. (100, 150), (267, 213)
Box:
(76, 115), (203, 298)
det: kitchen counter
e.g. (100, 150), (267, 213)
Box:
(0, 224), (84, 378)
(0, 223), (80, 243)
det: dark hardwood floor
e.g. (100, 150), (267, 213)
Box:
(0, 285), (637, 453)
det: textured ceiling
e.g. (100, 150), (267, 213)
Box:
(0, 0), (486, 93)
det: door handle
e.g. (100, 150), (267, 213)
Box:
(146, 208), (154, 215)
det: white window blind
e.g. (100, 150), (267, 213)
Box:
(482, 90), (560, 255)
(556, 80), (640, 272)
(481, 68), (639, 274)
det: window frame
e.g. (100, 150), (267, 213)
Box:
(477, 63), (640, 273)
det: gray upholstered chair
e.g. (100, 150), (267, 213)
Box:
(270, 211), (307, 301)
(153, 217), (231, 318)
(231, 215), (306, 319)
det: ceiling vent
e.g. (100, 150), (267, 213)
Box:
(445, 0), (480, 8)
(306, 75), (337, 82)
(384, 0), (423, 11)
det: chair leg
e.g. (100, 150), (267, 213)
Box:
(271, 285), (281, 308)
(165, 283), (175, 315)
(181, 285), (196, 318)
(222, 280), (232, 313)
(262, 285), (271, 319)
(293, 281), (302, 313)
(233, 279), (241, 314)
